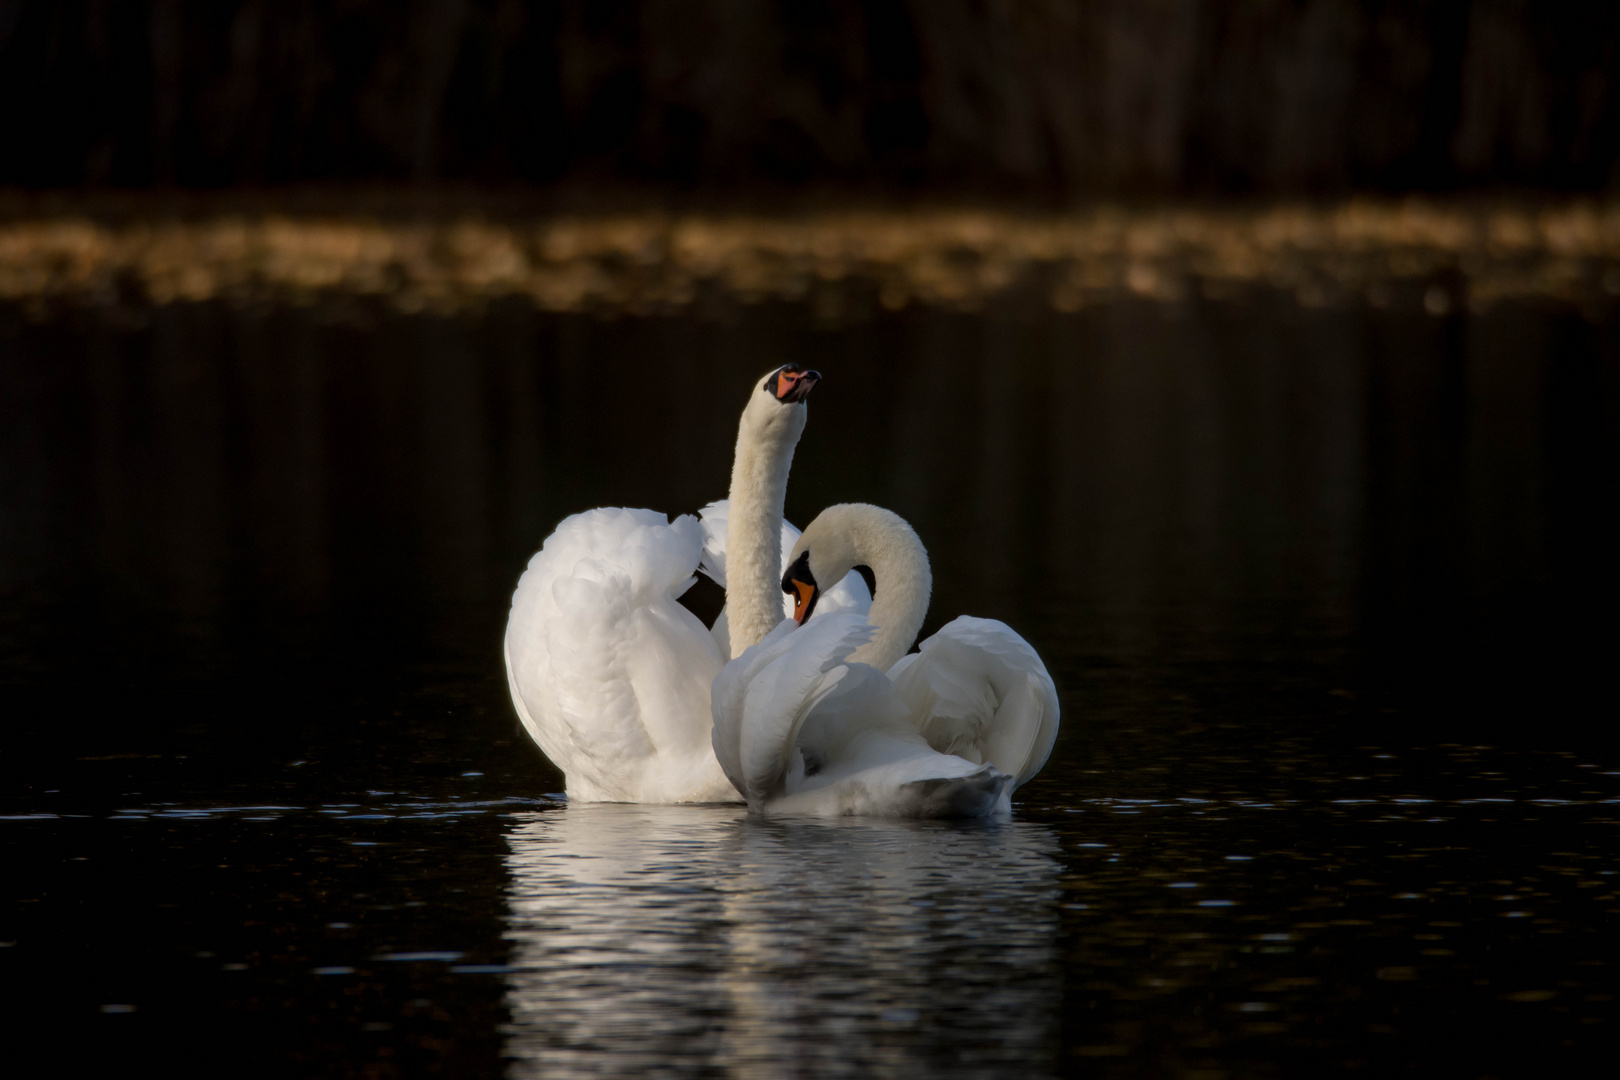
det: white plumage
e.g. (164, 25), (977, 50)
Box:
(505, 507), (736, 803)
(889, 615), (1060, 791)
(710, 614), (1058, 817)
(504, 369), (1061, 815)
(503, 502), (873, 803)
(697, 499), (873, 657)
(710, 504), (1060, 817)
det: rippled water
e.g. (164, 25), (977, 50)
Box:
(2, 293), (1617, 1075)
(504, 806), (1062, 1076)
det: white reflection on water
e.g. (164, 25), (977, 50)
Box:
(503, 804), (1062, 1078)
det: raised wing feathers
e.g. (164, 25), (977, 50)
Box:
(710, 612), (874, 808)
(505, 508), (730, 802)
(889, 616), (1061, 789)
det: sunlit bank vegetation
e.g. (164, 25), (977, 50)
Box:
(3, 200), (1620, 318)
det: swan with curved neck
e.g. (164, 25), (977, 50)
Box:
(712, 502), (1060, 817)
(782, 504), (932, 671)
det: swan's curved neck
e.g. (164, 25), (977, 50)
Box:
(831, 509), (932, 673)
(725, 398), (805, 657)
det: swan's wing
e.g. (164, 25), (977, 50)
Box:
(772, 662), (1012, 817)
(710, 613), (873, 807)
(505, 508), (732, 802)
(767, 729), (1012, 818)
(712, 615), (1011, 817)
(699, 499), (872, 620)
(889, 616), (1060, 791)
(696, 500), (736, 587)
(708, 605), (732, 657)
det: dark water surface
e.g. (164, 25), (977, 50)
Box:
(2, 295), (1618, 1076)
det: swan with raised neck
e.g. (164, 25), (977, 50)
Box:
(725, 364), (820, 656)
(783, 503), (932, 672)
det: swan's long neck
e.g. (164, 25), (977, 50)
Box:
(837, 510), (932, 673)
(725, 402), (804, 657)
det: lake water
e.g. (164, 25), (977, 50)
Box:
(2, 291), (1617, 1076)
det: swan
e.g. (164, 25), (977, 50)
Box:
(710, 503), (1060, 817)
(503, 364), (869, 804)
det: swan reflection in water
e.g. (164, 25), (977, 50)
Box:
(502, 804), (1062, 1078)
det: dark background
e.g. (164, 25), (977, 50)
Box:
(2, 0), (1619, 196)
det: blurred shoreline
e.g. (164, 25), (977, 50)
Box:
(3, 192), (1619, 319)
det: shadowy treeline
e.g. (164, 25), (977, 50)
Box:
(1, 1), (1617, 195)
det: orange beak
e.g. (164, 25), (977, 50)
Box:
(772, 366), (821, 404)
(790, 579), (817, 625)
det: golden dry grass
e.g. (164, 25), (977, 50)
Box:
(3, 199), (1619, 316)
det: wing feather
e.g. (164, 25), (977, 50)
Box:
(711, 613), (874, 807)
(505, 507), (732, 802)
(890, 616), (1061, 789)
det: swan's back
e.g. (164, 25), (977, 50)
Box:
(505, 508), (737, 803)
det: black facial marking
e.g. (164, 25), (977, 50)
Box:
(853, 564), (876, 598)
(782, 550), (816, 594)
(783, 549), (822, 623)
(763, 363), (802, 398)
(764, 363), (821, 404)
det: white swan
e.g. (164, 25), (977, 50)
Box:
(503, 365), (869, 804)
(711, 504), (1060, 817)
